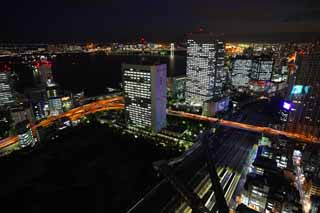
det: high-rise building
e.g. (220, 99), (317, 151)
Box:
(250, 58), (274, 81)
(231, 57), (252, 88)
(16, 120), (35, 148)
(0, 64), (15, 106)
(122, 63), (167, 132)
(46, 80), (63, 116)
(185, 34), (225, 105)
(287, 45), (320, 138)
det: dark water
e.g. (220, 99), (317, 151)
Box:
(53, 54), (186, 96)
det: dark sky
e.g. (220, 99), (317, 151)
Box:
(1, 0), (320, 42)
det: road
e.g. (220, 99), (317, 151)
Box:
(128, 99), (280, 212)
(0, 96), (124, 150)
(2, 95), (318, 152)
(167, 109), (319, 143)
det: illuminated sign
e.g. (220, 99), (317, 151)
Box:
(304, 86), (310, 94)
(291, 85), (303, 95)
(282, 101), (292, 110)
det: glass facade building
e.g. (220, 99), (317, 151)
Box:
(186, 37), (225, 105)
(231, 58), (252, 88)
(46, 81), (63, 116)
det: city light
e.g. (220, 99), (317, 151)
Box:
(282, 101), (292, 110)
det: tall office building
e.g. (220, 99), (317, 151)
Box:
(0, 64), (15, 106)
(46, 80), (63, 116)
(185, 34), (225, 105)
(231, 57), (252, 88)
(16, 120), (35, 148)
(250, 58), (274, 81)
(287, 45), (320, 138)
(122, 63), (167, 132)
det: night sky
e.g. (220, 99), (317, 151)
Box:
(1, 0), (320, 42)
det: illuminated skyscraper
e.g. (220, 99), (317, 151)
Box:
(46, 80), (63, 116)
(185, 35), (225, 105)
(0, 63), (15, 106)
(16, 120), (35, 148)
(231, 57), (252, 88)
(122, 63), (167, 132)
(287, 45), (320, 138)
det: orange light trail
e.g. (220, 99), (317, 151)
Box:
(167, 110), (319, 143)
(1, 96), (318, 151)
(0, 96), (125, 150)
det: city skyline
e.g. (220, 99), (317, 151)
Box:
(1, 1), (320, 212)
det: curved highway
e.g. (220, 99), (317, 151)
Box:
(0, 96), (124, 150)
(0, 96), (318, 151)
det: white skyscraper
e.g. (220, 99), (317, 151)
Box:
(231, 58), (252, 88)
(122, 63), (167, 132)
(0, 69), (15, 106)
(186, 36), (225, 105)
(46, 80), (63, 116)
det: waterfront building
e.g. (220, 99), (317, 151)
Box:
(185, 33), (225, 105)
(122, 63), (167, 132)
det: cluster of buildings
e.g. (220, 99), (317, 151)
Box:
(0, 42), (177, 56)
(240, 137), (302, 212)
(283, 44), (320, 139)
(0, 55), (79, 149)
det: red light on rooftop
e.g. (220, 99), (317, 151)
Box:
(198, 27), (204, 32)
(0, 63), (12, 72)
(35, 60), (53, 69)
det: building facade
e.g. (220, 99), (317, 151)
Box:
(231, 58), (252, 88)
(287, 45), (320, 138)
(122, 63), (167, 132)
(46, 80), (63, 116)
(0, 69), (15, 106)
(185, 35), (225, 105)
(250, 58), (274, 81)
(16, 120), (35, 148)
(170, 76), (186, 101)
